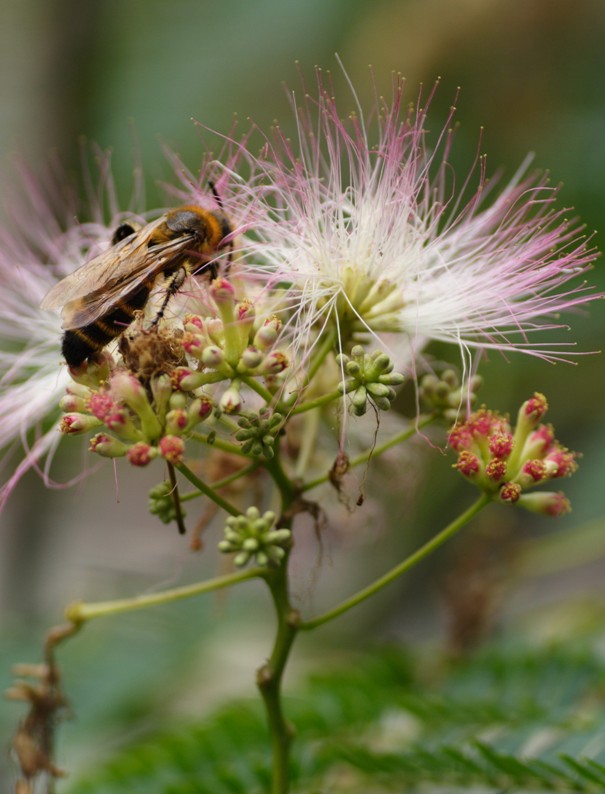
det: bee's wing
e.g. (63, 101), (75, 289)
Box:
(40, 219), (196, 330)
(40, 217), (168, 312)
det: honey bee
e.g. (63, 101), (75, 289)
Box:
(41, 203), (233, 367)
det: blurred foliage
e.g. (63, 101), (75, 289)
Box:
(49, 624), (605, 793)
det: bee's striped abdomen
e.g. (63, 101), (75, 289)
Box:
(62, 285), (151, 367)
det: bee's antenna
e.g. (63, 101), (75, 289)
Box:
(208, 180), (224, 210)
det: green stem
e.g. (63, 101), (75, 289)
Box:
(180, 461), (261, 503)
(302, 414), (436, 492)
(65, 567), (266, 624)
(257, 558), (299, 794)
(176, 463), (242, 517)
(264, 455), (297, 504)
(240, 374), (274, 405)
(300, 493), (491, 630)
(289, 388), (342, 415)
(256, 445), (300, 793)
(189, 431), (250, 458)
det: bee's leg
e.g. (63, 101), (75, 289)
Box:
(151, 267), (187, 328)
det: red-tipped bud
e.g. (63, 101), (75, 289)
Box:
(182, 331), (204, 357)
(60, 413), (101, 435)
(210, 277), (236, 303)
(545, 447), (578, 478)
(522, 459), (548, 482)
(127, 442), (155, 467)
(499, 482), (522, 504)
(159, 435), (185, 464)
(455, 451), (480, 478)
(523, 392), (548, 422)
(220, 382), (242, 414)
(488, 432), (513, 459)
(254, 317), (281, 350)
(259, 351), (289, 375)
(236, 299), (255, 323)
(448, 425), (473, 452)
(174, 367), (205, 391)
(88, 391), (117, 421)
(59, 393), (88, 413)
(485, 458), (507, 482)
(165, 409), (188, 436)
(89, 433), (128, 458)
(183, 314), (204, 332)
(518, 491), (571, 517)
(189, 396), (213, 423)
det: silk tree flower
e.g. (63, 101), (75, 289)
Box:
(0, 149), (283, 508)
(241, 72), (600, 373)
(0, 154), (151, 508)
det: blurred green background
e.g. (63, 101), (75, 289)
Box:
(1, 0), (605, 788)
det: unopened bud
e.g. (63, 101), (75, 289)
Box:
(127, 442), (156, 467)
(89, 433), (129, 458)
(60, 413), (102, 435)
(159, 435), (185, 464)
(518, 491), (571, 517)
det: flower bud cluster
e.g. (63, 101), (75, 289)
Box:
(420, 370), (483, 422)
(337, 346), (404, 416)
(449, 393), (577, 516)
(218, 506), (291, 567)
(60, 364), (213, 468)
(173, 279), (290, 415)
(149, 481), (183, 524)
(235, 408), (283, 459)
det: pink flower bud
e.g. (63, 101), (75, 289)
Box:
(165, 409), (188, 436)
(159, 435), (185, 464)
(523, 392), (548, 422)
(183, 314), (204, 332)
(210, 277), (236, 303)
(485, 458), (507, 482)
(127, 442), (155, 467)
(488, 432), (513, 459)
(236, 299), (255, 323)
(254, 317), (281, 350)
(499, 482), (522, 503)
(88, 391), (117, 421)
(60, 413), (101, 435)
(455, 451), (480, 478)
(522, 459), (547, 482)
(189, 396), (213, 423)
(174, 367), (205, 391)
(89, 433), (128, 458)
(518, 491), (571, 517)
(220, 383), (242, 414)
(545, 447), (578, 478)
(448, 425), (473, 452)
(59, 393), (88, 413)
(182, 331), (204, 358)
(259, 351), (289, 375)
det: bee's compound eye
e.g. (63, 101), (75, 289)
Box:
(111, 223), (137, 245)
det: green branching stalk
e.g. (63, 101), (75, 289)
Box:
(65, 567), (266, 624)
(300, 493), (491, 630)
(289, 388), (343, 415)
(176, 463), (243, 517)
(189, 431), (251, 458)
